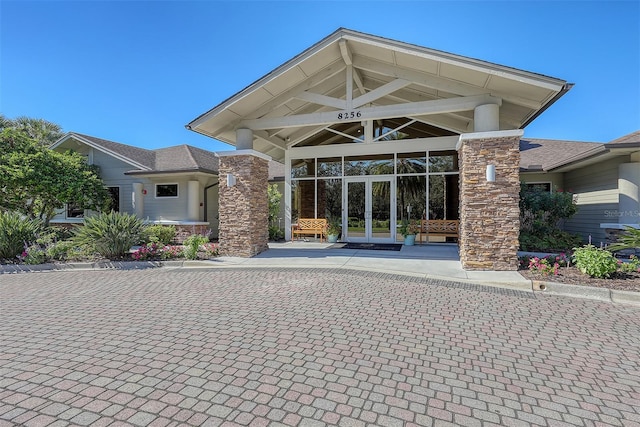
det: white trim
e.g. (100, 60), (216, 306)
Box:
(155, 183), (179, 199)
(241, 94), (502, 131)
(51, 133), (152, 171)
(600, 223), (640, 230)
(290, 136), (458, 159)
(215, 149), (272, 162)
(456, 129), (524, 150)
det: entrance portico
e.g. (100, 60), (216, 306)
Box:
(187, 28), (571, 270)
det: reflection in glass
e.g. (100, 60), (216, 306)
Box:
(347, 181), (366, 238)
(371, 180), (391, 239)
(428, 175), (459, 220)
(345, 154), (394, 176)
(396, 152), (426, 175)
(428, 151), (458, 173)
(291, 179), (315, 221)
(317, 157), (342, 177)
(291, 159), (316, 178)
(319, 179), (342, 222)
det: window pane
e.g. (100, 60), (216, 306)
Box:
(525, 182), (551, 193)
(66, 203), (84, 218)
(429, 175), (459, 220)
(428, 150), (458, 172)
(156, 184), (178, 197)
(291, 159), (315, 178)
(107, 187), (120, 212)
(397, 176), (426, 222)
(345, 154), (393, 176)
(318, 179), (342, 221)
(396, 152), (426, 175)
(291, 180), (315, 221)
(317, 157), (342, 177)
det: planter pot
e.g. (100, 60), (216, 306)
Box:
(404, 235), (416, 246)
(327, 234), (339, 243)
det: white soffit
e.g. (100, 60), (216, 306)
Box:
(187, 28), (571, 155)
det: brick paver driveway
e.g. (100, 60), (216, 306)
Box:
(1, 268), (639, 427)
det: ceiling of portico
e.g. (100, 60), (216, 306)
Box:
(187, 28), (571, 163)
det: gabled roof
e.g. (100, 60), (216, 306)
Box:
(187, 28), (571, 162)
(51, 132), (220, 175)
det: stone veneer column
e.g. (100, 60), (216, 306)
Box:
(218, 151), (270, 257)
(457, 130), (523, 270)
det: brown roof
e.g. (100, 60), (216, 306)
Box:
(63, 133), (290, 178)
(519, 138), (604, 172)
(608, 130), (640, 146)
(153, 145), (219, 173)
(72, 133), (156, 169)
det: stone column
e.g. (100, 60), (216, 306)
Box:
(457, 130), (523, 270)
(218, 150), (271, 257)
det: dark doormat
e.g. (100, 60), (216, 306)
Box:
(332, 242), (403, 251)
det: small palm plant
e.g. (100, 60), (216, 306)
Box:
(73, 211), (147, 259)
(608, 226), (640, 252)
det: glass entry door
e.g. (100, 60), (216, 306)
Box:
(344, 177), (395, 243)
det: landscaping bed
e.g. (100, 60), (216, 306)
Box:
(519, 267), (640, 292)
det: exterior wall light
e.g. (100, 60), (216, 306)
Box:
(226, 173), (237, 187)
(486, 164), (496, 182)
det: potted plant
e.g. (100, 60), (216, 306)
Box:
(399, 219), (418, 246)
(326, 218), (342, 243)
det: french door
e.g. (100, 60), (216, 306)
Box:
(344, 177), (395, 243)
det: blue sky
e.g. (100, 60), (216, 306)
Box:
(1, 1), (638, 152)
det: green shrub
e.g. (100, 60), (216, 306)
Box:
(519, 231), (584, 252)
(73, 211), (147, 259)
(23, 245), (46, 265)
(269, 226), (284, 241)
(0, 211), (43, 260)
(144, 225), (176, 245)
(519, 185), (581, 252)
(572, 245), (619, 278)
(183, 234), (209, 260)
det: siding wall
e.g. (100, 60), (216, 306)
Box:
(563, 156), (630, 245)
(50, 147), (216, 224)
(520, 173), (563, 191)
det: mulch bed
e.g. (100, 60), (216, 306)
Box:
(519, 267), (640, 292)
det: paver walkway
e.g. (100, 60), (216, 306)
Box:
(1, 268), (639, 426)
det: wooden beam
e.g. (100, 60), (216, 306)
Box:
(254, 130), (286, 150)
(353, 56), (543, 110)
(214, 62), (346, 137)
(240, 94), (501, 130)
(352, 79), (412, 108)
(295, 91), (346, 110)
(339, 40), (366, 95)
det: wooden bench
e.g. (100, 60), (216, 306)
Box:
(292, 218), (327, 242)
(419, 219), (459, 243)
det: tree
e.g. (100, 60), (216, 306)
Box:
(0, 114), (63, 146)
(0, 128), (110, 225)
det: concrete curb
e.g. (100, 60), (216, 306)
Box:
(532, 280), (640, 306)
(2, 261), (638, 307)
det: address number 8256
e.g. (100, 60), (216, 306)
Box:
(337, 111), (362, 120)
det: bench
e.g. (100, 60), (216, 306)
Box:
(292, 218), (327, 242)
(419, 219), (459, 243)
